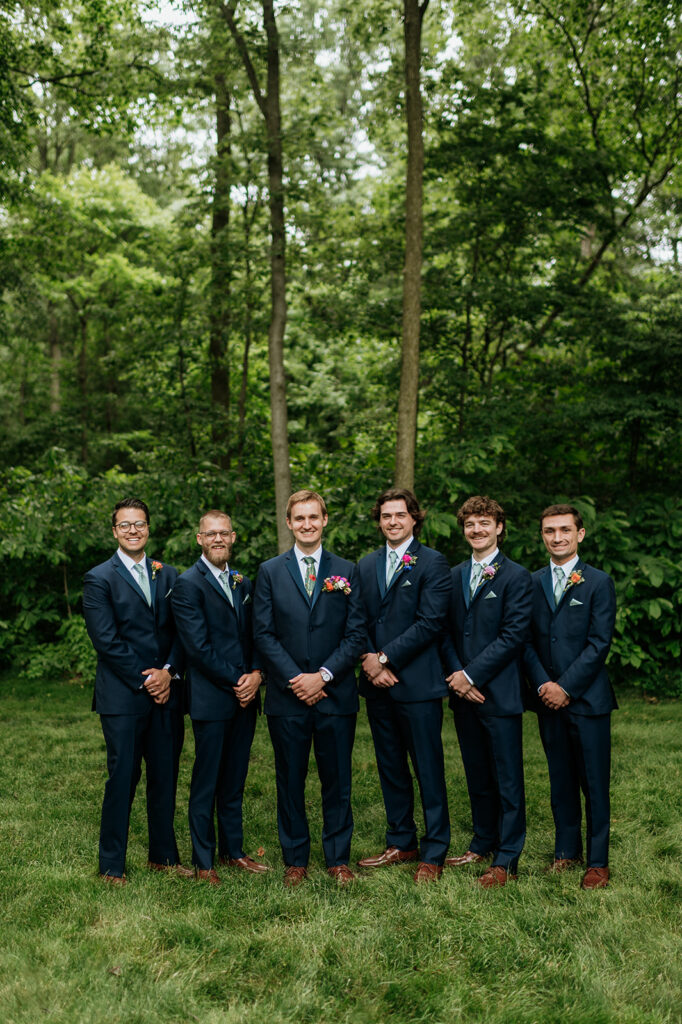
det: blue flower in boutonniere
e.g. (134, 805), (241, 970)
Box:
(477, 562), (500, 588)
(151, 560), (163, 581)
(322, 575), (352, 595)
(398, 553), (418, 572)
(230, 570), (244, 590)
(565, 569), (585, 590)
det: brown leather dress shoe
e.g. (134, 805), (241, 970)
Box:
(546, 857), (583, 874)
(581, 866), (609, 890)
(283, 865), (308, 887)
(477, 865), (517, 888)
(413, 862), (443, 883)
(357, 846), (418, 868)
(328, 865), (356, 885)
(444, 850), (490, 867)
(220, 855), (271, 874)
(148, 861), (194, 878)
(100, 873), (127, 886)
(195, 868), (222, 886)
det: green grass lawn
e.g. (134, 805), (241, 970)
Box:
(0, 673), (680, 1024)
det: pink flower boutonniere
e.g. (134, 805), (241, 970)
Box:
(398, 553), (418, 573)
(565, 569), (584, 589)
(475, 562), (500, 589)
(229, 570), (244, 589)
(322, 575), (352, 595)
(151, 560), (163, 581)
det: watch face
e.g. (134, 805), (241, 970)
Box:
(378, 653), (387, 664)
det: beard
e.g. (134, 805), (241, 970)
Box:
(202, 544), (231, 569)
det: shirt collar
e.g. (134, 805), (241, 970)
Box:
(117, 548), (147, 572)
(201, 553), (229, 579)
(471, 547), (499, 568)
(294, 544), (322, 566)
(387, 536), (414, 562)
(550, 554), (580, 576)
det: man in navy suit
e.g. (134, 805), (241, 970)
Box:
(524, 504), (617, 890)
(356, 488), (451, 883)
(253, 490), (366, 886)
(171, 510), (267, 885)
(442, 495), (532, 888)
(83, 498), (189, 884)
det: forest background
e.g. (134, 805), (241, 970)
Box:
(0, 0), (680, 697)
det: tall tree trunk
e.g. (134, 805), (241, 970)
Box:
(209, 72), (232, 468)
(394, 0), (429, 491)
(48, 306), (61, 414)
(222, 0), (292, 551)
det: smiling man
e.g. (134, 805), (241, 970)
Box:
(171, 511), (265, 885)
(356, 488), (452, 883)
(441, 495), (532, 888)
(253, 490), (366, 886)
(524, 504), (617, 890)
(83, 498), (188, 884)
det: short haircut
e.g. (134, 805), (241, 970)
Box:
(371, 488), (426, 538)
(540, 503), (583, 530)
(286, 490), (328, 519)
(112, 498), (150, 528)
(456, 495), (506, 542)
(199, 510), (233, 533)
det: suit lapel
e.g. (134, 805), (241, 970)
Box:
(541, 565), (555, 612)
(285, 550), (311, 606)
(310, 549), (330, 610)
(461, 563), (471, 609)
(113, 552), (150, 606)
(148, 557), (158, 608)
(375, 549), (387, 598)
(197, 559), (234, 614)
(555, 557), (585, 614)
(470, 553), (505, 606)
(383, 540), (420, 600)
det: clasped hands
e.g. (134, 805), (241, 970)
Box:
(290, 672), (328, 706)
(538, 680), (570, 710)
(361, 652), (397, 689)
(446, 669), (485, 704)
(235, 670), (263, 708)
(142, 667), (172, 704)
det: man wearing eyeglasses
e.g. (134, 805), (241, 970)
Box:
(83, 498), (188, 884)
(171, 511), (266, 884)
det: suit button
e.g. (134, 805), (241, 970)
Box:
(551, 637), (557, 643)
(378, 617), (383, 623)
(464, 632), (471, 637)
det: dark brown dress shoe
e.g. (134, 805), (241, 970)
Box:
(195, 868), (222, 886)
(327, 865), (356, 885)
(546, 857), (583, 874)
(357, 846), (418, 868)
(581, 866), (609, 890)
(477, 865), (517, 888)
(148, 861), (194, 878)
(283, 865), (308, 887)
(220, 855), (271, 874)
(413, 862), (443, 883)
(100, 873), (127, 886)
(444, 850), (490, 867)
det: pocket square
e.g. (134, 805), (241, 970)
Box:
(569, 598), (583, 607)
(401, 579), (412, 587)
(242, 594), (251, 604)
(164, 588), (173, 598)
(483, 590), (497, 600)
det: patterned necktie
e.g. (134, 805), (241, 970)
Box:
(134, 562), (151, 606)
(553, 565), (565, 606)
(218, 570), (235, 606)
(386, 549), (399, 586)
(469, 561), (483, 598)
(303, 556), (316, 597)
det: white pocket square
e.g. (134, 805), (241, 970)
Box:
(164, 588), (173, 598)
(484, 590), (497, 599)
(401, 579), (412, 587)
(242, 594), (251, 604)
(569, 598), (583, 607)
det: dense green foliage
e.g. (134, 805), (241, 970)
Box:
(0, 673), (680, 1022)
(1, 0), (680, 694)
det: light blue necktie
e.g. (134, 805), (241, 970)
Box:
(469, 561), (483, 599)
(553, 565), (566, 607)
(386, 549), (399, 586)
(218, 570), (235, 606)
(134, 563), (151, 606)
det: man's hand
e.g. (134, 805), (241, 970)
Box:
(539, 681), (570, 710)
(235, 670), (262, 708)
(446, 669), (485, 704)
(142, 667), (171, 705)
(290, 672), (328, 705)
(361, 652), (398, 685)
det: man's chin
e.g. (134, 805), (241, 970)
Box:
(206, 551), (229, 568)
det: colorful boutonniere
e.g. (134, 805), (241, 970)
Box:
(397, 552), (418, 573)
(565, 569), (584, 589)
(476, 562), (500, 588)
(230, 570), (244, 590)
(151, 560), (163, 581)
(322, 575), (352, 595)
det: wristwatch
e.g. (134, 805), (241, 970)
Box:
(378, 652), (389, 665)
(320, 667), (333, 683)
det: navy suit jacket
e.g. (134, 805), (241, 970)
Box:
(171, 558), (259, 721)
(83, 552), (183, 716)
(524, 559), (617, 716)
(441, 553), (532, 717)
(356, 540), (451, 703)
(253, 548), (366, 717)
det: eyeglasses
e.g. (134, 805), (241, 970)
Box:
(115, 521), (148, 532)
(200, 530), (233, 540)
